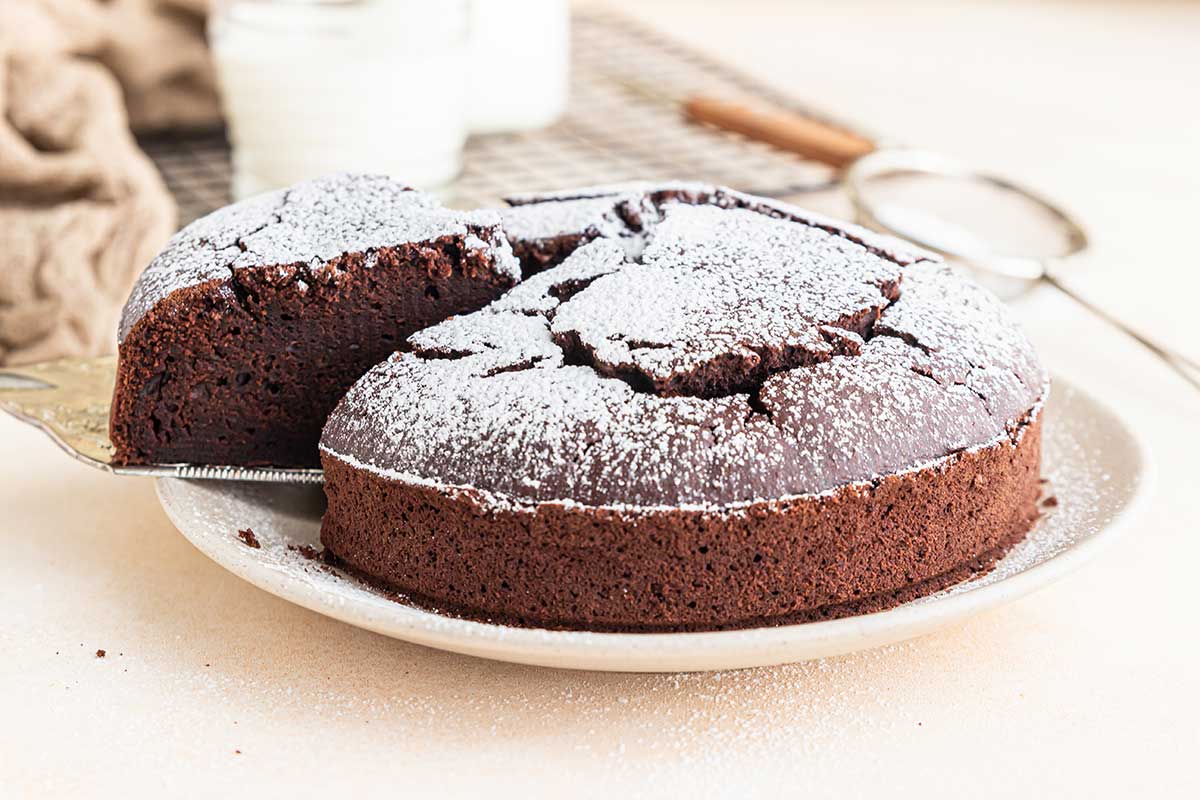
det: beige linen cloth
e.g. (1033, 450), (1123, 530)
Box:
(101, 0), (221, 133)
(0, 0), (219, 366)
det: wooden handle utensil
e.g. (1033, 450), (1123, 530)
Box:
(683, 95), (876, 169)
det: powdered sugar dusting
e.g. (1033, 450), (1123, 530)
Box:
(548, 205), (903, 393)
(488, 239), (630, 316)
(118, 173), (520, 342)
(322, 191), (1046, 509)
(499, 195), (632, 249)
(500, 180), (938, 270)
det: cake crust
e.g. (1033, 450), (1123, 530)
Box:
(321, 410), (1041, 631)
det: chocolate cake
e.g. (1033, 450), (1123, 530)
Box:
(320, 183), (1048, 632)
(110, 173), (519, 467)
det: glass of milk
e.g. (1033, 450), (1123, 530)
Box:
(210, 0), (470, 199)
(467, 0), (569, 134)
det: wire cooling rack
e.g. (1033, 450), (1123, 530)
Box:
(140, 9), (840, 225)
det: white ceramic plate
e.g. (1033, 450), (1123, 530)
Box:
(157, 379), (1149, 672)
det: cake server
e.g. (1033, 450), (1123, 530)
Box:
(0, 356), (324, 483)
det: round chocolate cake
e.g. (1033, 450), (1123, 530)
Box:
(319, 184), (1048, 632)
(110, 173), (518, 467)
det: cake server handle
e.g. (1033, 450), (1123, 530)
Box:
(0, 356), (324, 482)
(0, 356), (121, 469)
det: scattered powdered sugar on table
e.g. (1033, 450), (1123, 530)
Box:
(118, 173), (520, 342)
(168, 633), (920, 777)
(163, 478), (927, 757)
(321, 188), (1047, 508)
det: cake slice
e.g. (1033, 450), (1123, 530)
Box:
(110, 173), (519, 467)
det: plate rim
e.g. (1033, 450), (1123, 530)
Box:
(156, 377), (1153, 672)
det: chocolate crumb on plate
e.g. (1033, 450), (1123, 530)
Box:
(236, 528), (260, 549)
(287, 543), (321, 560)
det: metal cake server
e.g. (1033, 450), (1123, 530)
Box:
(0, 356), (324, 483)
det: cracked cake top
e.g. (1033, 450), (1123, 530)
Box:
(118, 173), (520, 342)
(498, 180), (930, 276)
(322, 184), (1047, 510)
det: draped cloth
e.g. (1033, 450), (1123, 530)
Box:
(0, 0), (180, 365)
(101, 0), (222, 133)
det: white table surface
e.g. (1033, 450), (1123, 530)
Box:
(3, 1), (1197, 797)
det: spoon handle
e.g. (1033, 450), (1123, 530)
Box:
(1043, 273), (1200, 390)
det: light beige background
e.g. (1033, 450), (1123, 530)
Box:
(3, 1), (1197, 797)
